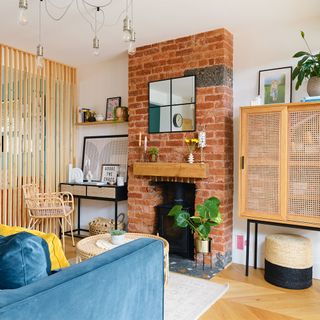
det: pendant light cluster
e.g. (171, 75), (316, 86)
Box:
(17, 0), (137, 68)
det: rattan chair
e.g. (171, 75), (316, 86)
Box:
(22, 184), (75, 251)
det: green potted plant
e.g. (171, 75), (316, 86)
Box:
(168, 196), (222, 253)
(148, 146), (159, 162)
(110, 229), (127, 245)
(292, 31), (320, 96)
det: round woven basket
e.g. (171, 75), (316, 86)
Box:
(265, 233), (313, 289)
(89, 213), (125, 236)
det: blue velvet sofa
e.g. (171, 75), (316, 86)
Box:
(0, 238), (164, 320)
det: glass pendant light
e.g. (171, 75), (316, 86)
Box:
(36, 45), (44, 68)
(36, 0), (44, 68)
(122, 0), (131, 42)
(128, 31), (136, 56)
(92, 7), (100, 56)
(93, 36), (100, 56)
(18, 0), (28, 26)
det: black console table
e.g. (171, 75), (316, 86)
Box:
(60, 182), (128, 237)
(245, 219), (320, 276)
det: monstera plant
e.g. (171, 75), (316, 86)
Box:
(168, 196), (222, 253)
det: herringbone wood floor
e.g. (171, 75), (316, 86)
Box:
(65, 238), (320, 320)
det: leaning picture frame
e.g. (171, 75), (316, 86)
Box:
(258, 67), (292, 105)
(82, 135), (128, 182)
(106, 96), (121, 120)
(101, 164), (120, 185)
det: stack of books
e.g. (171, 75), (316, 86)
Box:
(301, 96), (320, 102)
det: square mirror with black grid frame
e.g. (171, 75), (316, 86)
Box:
(148, 75), (196, 133)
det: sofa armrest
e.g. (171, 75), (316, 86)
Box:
(0, 238), (164, 320)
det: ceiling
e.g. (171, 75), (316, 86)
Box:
(0, 0), (319, 67)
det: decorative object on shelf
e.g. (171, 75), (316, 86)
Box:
(82, 135), (128, 181)
(96, 114), (104, 121)
(292, 31), (320, 96)
(18, 0), (137, 64)
(258, 67), (292, 104)
(89, 214), (125, 236)
(115, 106), (128, 121)
(87, 111), (96, 122)
(301, 95), (320, 103)
(185, 138), (198, 164)
(86, 170), (93, 182)
(117, 176), (125, 186)
(198, 129), (206, 163)
(148, 147), (159, 162)
(106, 97), (121, 120)
(110, 230), (127, 245)
(149, 75), (196, 134)
(101, 164), (120, 185)
(69, 168), (84, 184)
(169, 196), (222, 254)
(250, 95), (262, 106)
(79, 108), (92, 122)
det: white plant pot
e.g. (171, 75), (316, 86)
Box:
(111, 234), (126, 245)
(307, 77), (320, 97)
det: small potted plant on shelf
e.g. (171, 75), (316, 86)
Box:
(110, 229), (127, 245)
(148, 146), (159, 162)
(168, 196), (222, 253)
(293, 31), (320, 96)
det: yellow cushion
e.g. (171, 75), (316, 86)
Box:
(0, 224), (70, 270)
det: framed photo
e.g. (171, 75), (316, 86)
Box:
(101, 164), (120, 185)
(258, 67), (292, 105)
(82, 135), (128, 182)
(106, 96), (121, 120)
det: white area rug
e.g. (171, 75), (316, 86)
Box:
(165, 272), (229, 320)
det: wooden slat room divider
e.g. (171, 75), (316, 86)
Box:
(0, 44), (77, 230)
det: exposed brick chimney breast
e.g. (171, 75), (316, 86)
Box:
(128, 28), (233, 266)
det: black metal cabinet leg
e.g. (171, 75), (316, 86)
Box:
(115, 200), (118, 229)
(254, 222), (258, 269)
(245, 220), (250, 276)
(77, 198), (81, 236)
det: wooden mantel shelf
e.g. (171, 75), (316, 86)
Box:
(133, 162), (209, 179)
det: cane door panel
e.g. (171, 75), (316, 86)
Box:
(240, 107), (286, 220)
(287, 107), (320, 224)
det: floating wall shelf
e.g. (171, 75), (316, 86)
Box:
(76, 120), (128, 126)
(133, 162), (209, 179)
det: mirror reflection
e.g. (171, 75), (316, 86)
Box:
(149, 80), (170, 107)
(172, 77), (195, 105)
(148, 76), (196, 133)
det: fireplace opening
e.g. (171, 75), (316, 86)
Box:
(154, 182), (195, 260)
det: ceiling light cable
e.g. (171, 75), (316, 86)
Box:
(17, 0), (136, 57)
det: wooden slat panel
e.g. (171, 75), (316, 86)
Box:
(0, 43), (77, 232)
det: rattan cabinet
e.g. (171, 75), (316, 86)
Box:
(239, 102), (320, 227)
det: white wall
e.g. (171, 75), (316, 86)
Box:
(76, 53), (129, 228)
(232, 21), (320, 278)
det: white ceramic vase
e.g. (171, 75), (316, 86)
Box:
(188, 153), (194, 164)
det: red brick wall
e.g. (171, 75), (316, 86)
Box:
(128, 28), (233, 263)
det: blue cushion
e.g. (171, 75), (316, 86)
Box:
(0, 232), (51, 289)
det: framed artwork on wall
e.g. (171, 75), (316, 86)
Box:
(258, 67), (292, 105)
(106, 96), (121, 120)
